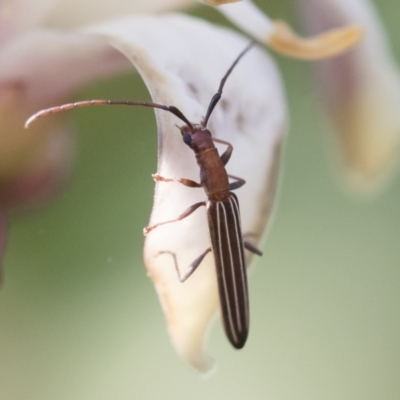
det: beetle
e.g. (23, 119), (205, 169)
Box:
(25, 42), (262, 349)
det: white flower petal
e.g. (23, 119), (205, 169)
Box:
(0, 31), (129, 105)
(84, 14), (286, 371)
(44, 0), (193, 29)
(0, 0), (57, 43)
(0, 30), (130, 177)
(297, 0), (400, 190)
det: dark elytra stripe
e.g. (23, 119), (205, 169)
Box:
(207, 192), (249, 349)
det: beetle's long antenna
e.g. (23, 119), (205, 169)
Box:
(25, 100), (193, 130)
(203, 42), (254, 127)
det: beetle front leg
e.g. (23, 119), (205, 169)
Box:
(143, 201), (206, 235)
(214, 137), (233, 166)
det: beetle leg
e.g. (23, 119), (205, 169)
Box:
(213, 138), (233, 166)
(243, 240), (263, 256)
(228, 174), (246, 190)
(152, 173), (201, 188)
(157, 248), (212, 282)
(242, 232), (263, 256)
(143, 201), (206, 235)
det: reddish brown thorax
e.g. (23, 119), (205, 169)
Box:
(180, 124), (229, 201)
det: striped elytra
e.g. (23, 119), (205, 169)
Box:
(207, 193), (249, 349)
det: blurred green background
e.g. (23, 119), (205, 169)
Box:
(1, 1), (400, 399)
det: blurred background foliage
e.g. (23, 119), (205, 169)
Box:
(1, 1), (400, 399)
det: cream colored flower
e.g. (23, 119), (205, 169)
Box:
(3, 0), (396, 375)
(1, 0), (286, 372)
(23, 13), (287, 371)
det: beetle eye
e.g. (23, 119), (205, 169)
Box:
(182, 133), (192, 144)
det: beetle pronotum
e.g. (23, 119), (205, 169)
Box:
(26, 42), (262, 349)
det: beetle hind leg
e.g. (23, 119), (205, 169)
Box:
(157, 248), (211, 282)
(243, 240), (263, 256)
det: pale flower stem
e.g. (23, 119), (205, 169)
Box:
(218, 0), (274, 40)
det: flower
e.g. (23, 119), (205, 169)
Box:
(0, 0), (286, 373)
(22, 13), (288, 372)
(1, 0), (399, 375)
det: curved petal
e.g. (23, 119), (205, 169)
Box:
(44, 0), (193, 29)
(0, 0), (57, 44)
(296, 0), (400, 191)
(0, 31), (129, 106)
(0, 30), (129, 184)
(83, 14), (286, 371)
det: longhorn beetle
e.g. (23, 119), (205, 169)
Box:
(26, 42), (262, 349)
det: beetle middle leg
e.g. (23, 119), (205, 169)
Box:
(228, 174), (246, 190)
(152, 174), (201, 188)
(157, 248), (212, 282)
(143, 201), (206, 235)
